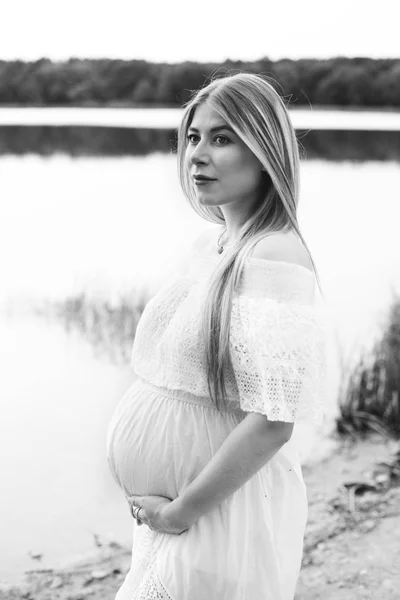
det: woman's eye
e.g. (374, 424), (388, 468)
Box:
(215, 135), (228, 145)
(186, 134), (229, 145)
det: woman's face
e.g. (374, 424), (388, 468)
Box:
(185, 101), (265, 210)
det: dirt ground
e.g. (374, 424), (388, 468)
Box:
(2, 432), (399, 600)
(296, 434), (400, 599)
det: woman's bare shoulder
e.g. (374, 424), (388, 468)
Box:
(250, 230), (313, 272)
(190, 227), (312, 271)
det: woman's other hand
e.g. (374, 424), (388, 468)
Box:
(127, 494), (189, 535)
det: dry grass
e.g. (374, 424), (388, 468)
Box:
(337, 290), (400, 440)
(34, 286), (151, 364)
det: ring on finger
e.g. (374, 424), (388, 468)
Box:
(132, 506), (142, 520)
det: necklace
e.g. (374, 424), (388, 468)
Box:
(217, 228), (232, 254)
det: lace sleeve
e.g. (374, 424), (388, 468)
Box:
(229, 292), (330, 425)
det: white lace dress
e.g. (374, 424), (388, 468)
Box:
(106, 250), (330, 600)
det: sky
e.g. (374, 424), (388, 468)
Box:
(1, 0), (399, 63)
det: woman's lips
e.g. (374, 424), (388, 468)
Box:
(194, 180), (217, 186)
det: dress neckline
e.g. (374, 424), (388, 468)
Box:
(195, 251), (315, 278)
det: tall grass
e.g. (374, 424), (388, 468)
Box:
(337, 290), (400, 440)
(35, 287), (151, 364)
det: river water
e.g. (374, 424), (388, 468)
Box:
(1, 110), (399, 584)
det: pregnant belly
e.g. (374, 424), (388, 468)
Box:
(106, 377), (243, 500)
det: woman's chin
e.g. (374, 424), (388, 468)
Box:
(197, 194), (220, 206)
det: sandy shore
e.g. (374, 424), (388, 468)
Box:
(2, 432), (399, 600)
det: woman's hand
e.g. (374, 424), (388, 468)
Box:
(127, 494), (189, 535)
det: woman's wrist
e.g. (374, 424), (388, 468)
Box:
(162, 495), (195, 530)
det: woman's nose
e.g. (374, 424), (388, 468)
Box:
(189, 141), (209, 165)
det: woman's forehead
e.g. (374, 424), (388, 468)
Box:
(190, 102), (228, 130)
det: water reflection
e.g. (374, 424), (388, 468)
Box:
(0, 126), (177, 157)
(0, 126), (400, 161)
(298, 129), (400, 162)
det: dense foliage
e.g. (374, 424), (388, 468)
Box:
(0, 56), (399, 107)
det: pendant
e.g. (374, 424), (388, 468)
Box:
(218, 246), (224, 254)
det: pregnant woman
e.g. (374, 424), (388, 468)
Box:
(106, 72), (330, 600)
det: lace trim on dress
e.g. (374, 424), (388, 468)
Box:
(229, 294), (329, 424)
(118, 527), (174, 600)
(134, 562), (175, 600)
(130, 254), (330, 424)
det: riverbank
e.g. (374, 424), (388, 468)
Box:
(2, 432), (399, 600)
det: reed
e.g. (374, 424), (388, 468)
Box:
(35, 286), (151, 364)
(336, 290), (400, 440)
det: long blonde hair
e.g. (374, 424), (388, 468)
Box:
(176, 72), (324, 411)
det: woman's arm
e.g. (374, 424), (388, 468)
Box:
(165, 413), (294, 529)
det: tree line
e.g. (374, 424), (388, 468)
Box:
(0, 56), (399, 108)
